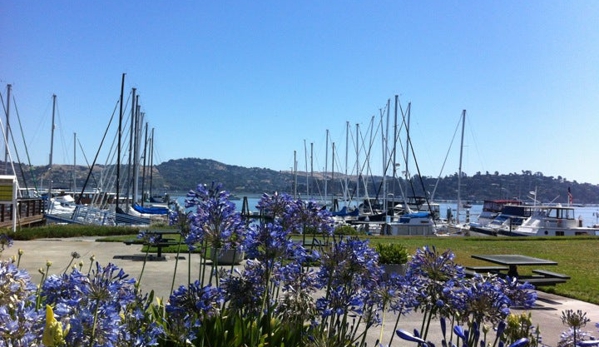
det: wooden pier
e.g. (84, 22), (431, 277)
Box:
(0, 198), (45, 229)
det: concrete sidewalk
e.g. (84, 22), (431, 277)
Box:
(2, 237), (598, 347)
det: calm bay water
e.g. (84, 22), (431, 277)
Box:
(175, 194), (599, 227)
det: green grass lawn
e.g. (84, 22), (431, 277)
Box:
(367, 235), (599, 304)
(98, 233), (599, 304)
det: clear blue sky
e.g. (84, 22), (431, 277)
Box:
(2, 1), (599, 185)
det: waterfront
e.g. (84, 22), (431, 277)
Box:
(3, 235), (599, 347)
(175, 193), (599, 229)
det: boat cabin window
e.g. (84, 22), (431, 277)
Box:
(552, 208), (574, 220)
(543, 207), (574, 220)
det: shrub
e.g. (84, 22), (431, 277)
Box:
(375, 242), (409, 264)
(334, 224), (360, 235)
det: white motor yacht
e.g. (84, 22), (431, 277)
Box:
(498, 205), (599, 237)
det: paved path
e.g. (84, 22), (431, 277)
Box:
(2, 237), (598, 346)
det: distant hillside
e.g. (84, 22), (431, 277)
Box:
(155, 158), (295, 193)
(8, 158), (599, 204)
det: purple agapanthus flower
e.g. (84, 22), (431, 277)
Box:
(165, 281), (224, 344)
(183, 182), (248, 252)
(312, 237), (383, 342)
(42, 262), (161, 347)
(0, 260), (43, 346)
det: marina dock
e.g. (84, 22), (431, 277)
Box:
(0, 198), (45, 229)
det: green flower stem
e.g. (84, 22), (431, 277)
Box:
(199, 242), (208, 287)
(169, 237), (183, 295)
(136, 245), (151, 291)
(320, 271), (335, 336)
(89, 300), (101, 347)
(16, 250), (23, 267)
(353, 306), (371, 347)
(379, 300), (389, 344)
(87, 260), (94, 275)
(63, 258), (75, 275)
(209, 247), (219, 286)
(387, 303), (407, 346)
(420, 307), (435, 341)
(36, 273), (46, 310)
(228, 249), (237, 275)
(260, 262), (274, 347)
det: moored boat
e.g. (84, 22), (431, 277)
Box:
(381, 211), (436, 236)
(497, 205), (599, 237)
(469, 204), (533, 236)
(469, 199), (523, 230)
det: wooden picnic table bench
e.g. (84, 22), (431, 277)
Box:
(469, 254), (570, 287)
(471, 254), (557, 278)
(123, 229), (182, 259)
(517, 276), (568, 286)
(516, 269), (570, 287)
(464, 266), (509, 277)
(466, 266), (509, 272)
(531, 269), (571, 279)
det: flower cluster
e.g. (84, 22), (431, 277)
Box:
(558, 309), (599, 347)
(41, 262), (163, 346)
(0, 259), (43, 346)
(396, 246), (539, 347)
(161, 189), (544, 347)
(0, 248), (161, 347)
(1, 184), (598, 347)
(182, 182), (247, 252)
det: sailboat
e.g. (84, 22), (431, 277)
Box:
(381, 97), (437, 236)
(45, 76), (163, 226)
(113, 77), (153, 226)
(114, 76), (174, 224)
(43, 95), (117, 226)
(442, 110), (470, 236)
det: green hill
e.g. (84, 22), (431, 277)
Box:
(8, 159), (599, 204)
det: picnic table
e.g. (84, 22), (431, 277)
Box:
(469, 254), (569, 287)
(124, 229), (182, 260)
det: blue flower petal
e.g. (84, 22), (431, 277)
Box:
(440, 317), (446, 339)
(454, 326), (466, 340)
(508, 337), (529, 347)
(397, 329), (428, 344)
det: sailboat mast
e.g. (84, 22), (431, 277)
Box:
(304, 140), (308, 197)
(404, 103), (411, 195)
(149, 128), (155, 199)
(457, 109), (466, 224)
(392, 95), (398, 203)
(344, 121), (349, 205)
(125, 88), (136, 207)
(355, 123), (360, 207)
(134, 109), (144, 204)
(72, 132), (77, 191)
(310, 142), (314, 199)
(382, 99), (390, 213)
(331, 141), (335, 207)
(4, 84), (11, 174)
(324, 129), (329, 204)
(116, 73), (125, 211)
(293, 150), (297, 199)
(48, 94), (56, 195)
(140, 122), (148, 205)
